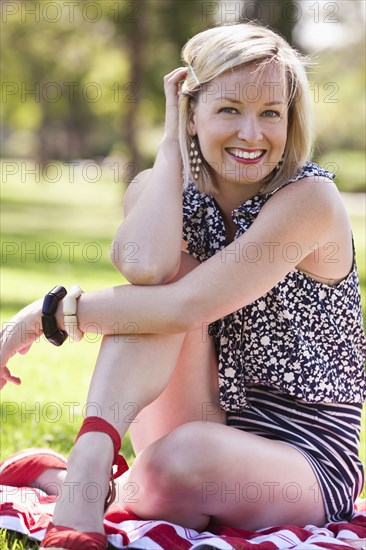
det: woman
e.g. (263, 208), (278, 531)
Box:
(1, 22), (365, 550)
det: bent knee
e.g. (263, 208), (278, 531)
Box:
(134, 422), (210, 496)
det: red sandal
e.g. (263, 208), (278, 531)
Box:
(40, 524), (107, 550)
(76, 416), (129, 510)
(0, 448), (67, 487)
(40, 416), (129, 550)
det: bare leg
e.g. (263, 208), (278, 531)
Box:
(30, 469), (67, 496)
(30, 320), (224, 514)
(51, 252), (214, 533)
(34, 322), (222, 517)
(122, 421), (326, 531)
(129, 323), (225, 454)
(130, 251), (225, 454)
(52, 331), (186, 533)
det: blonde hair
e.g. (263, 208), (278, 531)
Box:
(179, 23), (313, 194)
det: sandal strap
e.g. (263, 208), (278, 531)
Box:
(76, 416), (129, 510)
(76, 416), (129, 479)
(41, 523), (106, 549)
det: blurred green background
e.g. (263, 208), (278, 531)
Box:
(1, 0), (365, 190)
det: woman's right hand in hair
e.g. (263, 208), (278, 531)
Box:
(163, 67), (188, 143)
(0, 298), (43, 389)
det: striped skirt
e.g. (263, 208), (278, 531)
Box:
(227, 386), (364, 522)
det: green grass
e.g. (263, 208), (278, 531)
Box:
(316, 150), (365, 193)
(0, 161), (365, 548)
(1, 161), (134, 458)
(0, 162), (134, 548)
(0, 529), (117, 550)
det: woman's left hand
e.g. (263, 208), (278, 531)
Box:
(0, 298), (43, 389)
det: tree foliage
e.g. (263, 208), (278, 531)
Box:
(1, 0), (364, 190)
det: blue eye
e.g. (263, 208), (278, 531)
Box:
(219, 107), (238, 114)
(262, 110), (280, 118)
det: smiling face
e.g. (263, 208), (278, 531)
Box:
(188, 63), (289, 200)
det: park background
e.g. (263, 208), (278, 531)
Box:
(0, 1), (365, 547)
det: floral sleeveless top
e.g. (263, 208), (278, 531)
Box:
(182, 162), (366, 412)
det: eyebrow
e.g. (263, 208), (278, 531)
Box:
(215, 96), (287, 105)
(264, 101), (287, 106)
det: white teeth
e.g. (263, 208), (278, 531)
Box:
(228, 148), (264, 160)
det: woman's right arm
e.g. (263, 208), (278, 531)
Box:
(111, 67), (188, 285)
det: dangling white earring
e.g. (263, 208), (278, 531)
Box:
(189, 138), (202, 180)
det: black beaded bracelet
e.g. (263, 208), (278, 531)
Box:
(42, 286), (68, 346)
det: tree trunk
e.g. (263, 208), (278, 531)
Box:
(238, 0), (297, 47)
(123, 1), (148, 183)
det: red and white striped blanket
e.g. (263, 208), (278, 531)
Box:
(0, 485), (365, 549)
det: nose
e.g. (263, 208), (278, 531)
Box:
(237, 114), (263, 143)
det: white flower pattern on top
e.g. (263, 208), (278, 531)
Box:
(182, 162), (366, 412)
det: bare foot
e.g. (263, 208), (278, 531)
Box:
(30, 468), (67, 496)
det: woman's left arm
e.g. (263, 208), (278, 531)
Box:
(75, 177), (345, 334)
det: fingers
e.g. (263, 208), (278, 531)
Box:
(164, 67), (189, 83)
(0, 366), (21, 390)
(164, 67), (188, 106)
(18, 343), (32, 355)
(9, 374), (22, 385)
(0, 331), (33, 390)
(0, 299), (43, 391)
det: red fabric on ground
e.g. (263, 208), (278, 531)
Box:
(0, 485), (365, 549)
(0, 449), (67, 487)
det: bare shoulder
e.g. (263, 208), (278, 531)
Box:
(124, 169), (152, 215)
(277, 175), (340, 204)
(262, 175), (344, 226)
(257, 175), (352, 280)
(250, 175), (352, 260)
